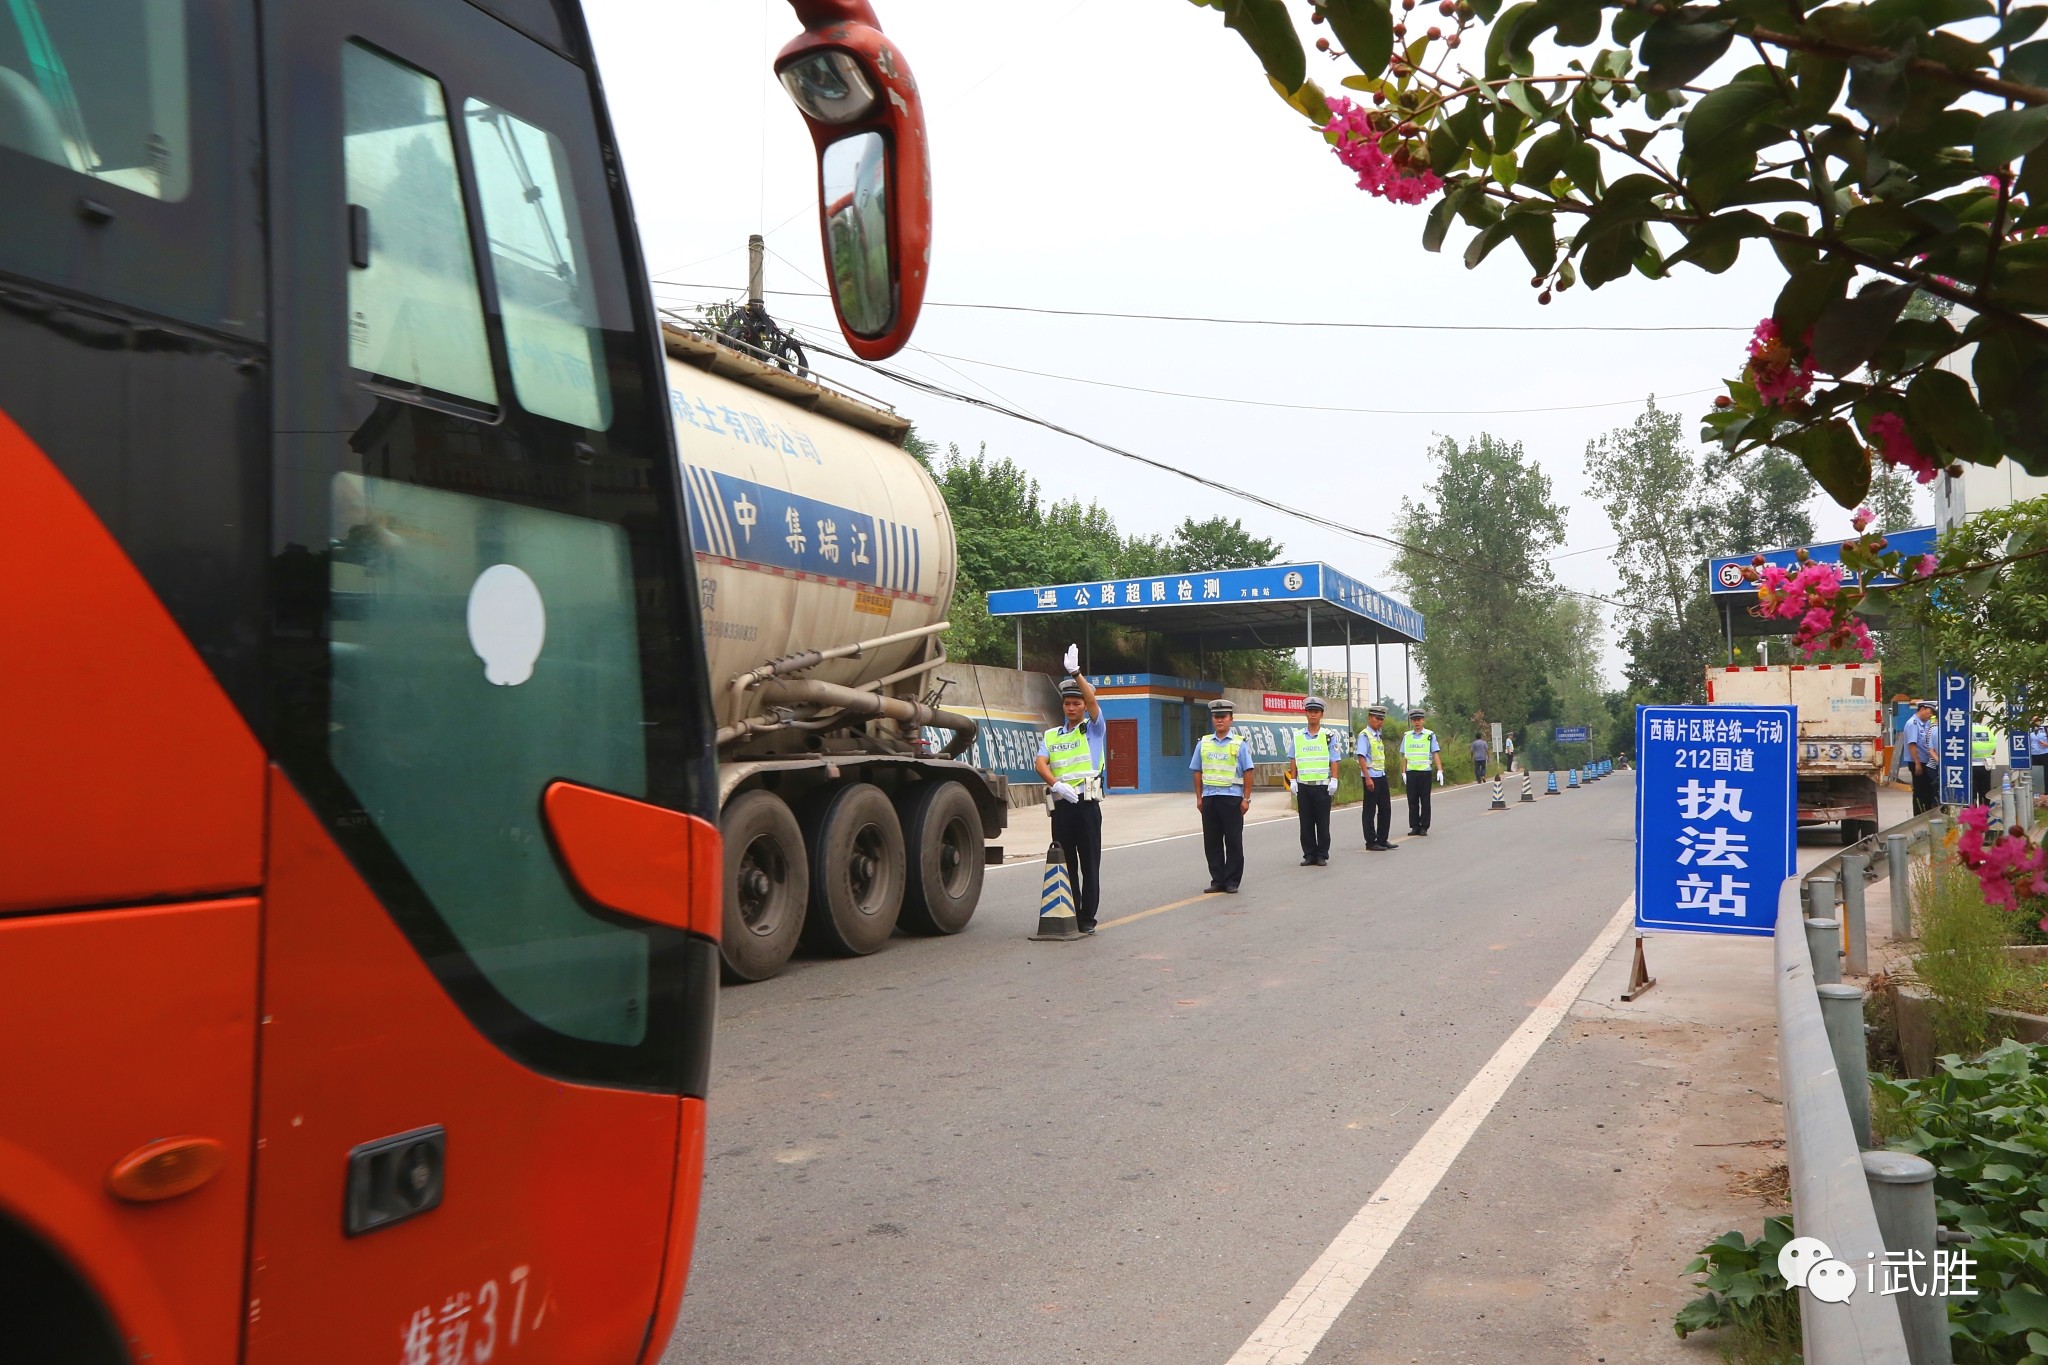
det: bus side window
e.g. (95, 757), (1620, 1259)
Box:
(463, 99), (611, 432)
(0, 0), (191, 200)
(341, 41), (497, 411)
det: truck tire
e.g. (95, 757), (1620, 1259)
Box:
(721, 790), (810, 982)
(803, 783), (905, 955)
(1841, 819), (1876, 846)
(898, 781), (984, 936)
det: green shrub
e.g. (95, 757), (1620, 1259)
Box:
(1875, 1041), (2048, 1362)
(1674, 1218), (1801, 1364)
(1912, 853), (2023, 1058)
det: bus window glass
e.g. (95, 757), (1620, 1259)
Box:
(328, 472), (651, 1046)
(464, 98), (611, 431)
(342, 42), (496, 409)
(0, 0), (189, 199)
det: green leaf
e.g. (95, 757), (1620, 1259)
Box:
(2011, 38), (2048, 86)
(1223, 0), (1307, 95)
(1423, 193), (1459, 252)
(1491, 150), (1520, 186)
(1973, 319), (2048, 474)
(1666, 210), (1767, 273)
(1773, 256), (1854, 338)
(1508, 212), (1557, 272)
(1791, 53), (1847, 115)
(1769, 211), (1818, 270)
(1520, 128), (1574, 185)
(1811, 281), (1914, 375)
(1269, 74), (1334, 124)
(1787, 417), (1874, 507)
(1464, 218), (1515, 268)
(1682, 80), (1782, 158)
(1563, 140), (1601, 195)
(1322, 0), (1397, 81)
(1977, 106), (2048, 170)
(1640, 15), (1734, 91)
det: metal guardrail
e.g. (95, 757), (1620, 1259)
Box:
(1775, 873), (1914, 1363)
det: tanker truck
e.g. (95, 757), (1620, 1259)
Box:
(665, 321), (1011, 981)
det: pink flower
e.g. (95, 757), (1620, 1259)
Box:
(1955, 806), (2048, 913)
(1323, 98), (1444, 206)
(1746, 318), (1813, 404)
(1751, 560), (1876, 660)
(1867, 412), (1940, 485)
(1914, 553), (1938, 578)
(1851, 507), (1875, 531)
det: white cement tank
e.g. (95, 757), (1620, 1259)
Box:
(664, 333), (956, 727)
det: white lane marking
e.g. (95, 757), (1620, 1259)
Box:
(1225, 894), (1637, 1365)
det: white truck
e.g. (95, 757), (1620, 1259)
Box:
(1705, 663), (1885, 844)
(667, 321), (1011, 982)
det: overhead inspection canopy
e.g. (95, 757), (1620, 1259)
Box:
(986, 561), (1424, 649)
(1705, 525), (1937, 639)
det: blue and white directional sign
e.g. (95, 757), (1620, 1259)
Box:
(1555, 725), (1590, 744)
(2010, 690), (2032, 768)
(1635, 705), (1797, 938)
(1940, 671), (1972, 805)
(1704, 525), (1936, 596)
(986, 561), (1425, 642)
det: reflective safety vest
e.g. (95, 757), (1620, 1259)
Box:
(1360, 727), (1387, 772)
(1199, 733), (1245, 791)
(1973, 724), (1997, 763)
(1402, 728), (1436, 772)
(1294, 730), (1333, 781)
(1044, 725), (1098, 784)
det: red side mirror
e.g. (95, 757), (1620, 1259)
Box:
(777, 2), (930, 359)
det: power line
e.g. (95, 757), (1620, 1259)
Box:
(793, 332), (1638, 616)
(649, 281), (1753, 333)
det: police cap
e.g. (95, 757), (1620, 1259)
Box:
(1365, 704), (1387, 718)
(1916, 698), (1936, 711)
(1057, 678), (1083, 698)
(1303, 696), (1326, 712)
(1407, 708), (1427, 719)
(1208, 698), (1235, 715)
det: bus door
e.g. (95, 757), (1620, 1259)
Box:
(252, 2), (718, 1361)
(0, 0), (267, 1360)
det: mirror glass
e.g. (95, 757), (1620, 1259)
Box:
(821, 132), (892, 338)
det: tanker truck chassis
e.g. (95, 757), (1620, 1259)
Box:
(666, 323), (1010, 981)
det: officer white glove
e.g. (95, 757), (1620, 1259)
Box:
(1327, 777), (1339, 793)
(1049, 781), (1078, 803)
(1437, 770), (1448, 785)
(1062, 643), (1080, 674)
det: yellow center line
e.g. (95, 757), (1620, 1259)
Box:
(1098, 891), (1220, 932)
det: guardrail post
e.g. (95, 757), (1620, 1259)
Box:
(1861, 1150), (1951, 1365)
(1806, 916), (1842, 986)
(1927, 814), (1948, 852)
(1887, 832), (1913, 939)
(1819, 982), (1871, 1148)
(1842, 851), (1870, 973)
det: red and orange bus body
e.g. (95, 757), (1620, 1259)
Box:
(0, 1), (720, 1360)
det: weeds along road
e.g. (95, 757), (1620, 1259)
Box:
(666, 775), (1640, 1365)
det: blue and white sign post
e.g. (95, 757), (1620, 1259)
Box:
(1635, 705), (1798, 947)
(2009, 690), (2031, 770)
(1940, 671), (1972, 807)
(1555, 726), (1589, 745)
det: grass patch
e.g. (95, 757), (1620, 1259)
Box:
(1904, 852), (2024, 1057)
(1674, 1218), (1802, 1365)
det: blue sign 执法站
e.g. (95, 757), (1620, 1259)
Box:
(1635, 705), (1797, 938)
(1554, 726), (1589, 744)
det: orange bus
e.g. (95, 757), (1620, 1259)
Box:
(0, 1), (928, 1359)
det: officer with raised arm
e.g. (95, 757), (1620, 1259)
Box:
(1286, 697), (1340, 866)
(1034, 645), (1106, 935)
(1191, 698), (1255, 893)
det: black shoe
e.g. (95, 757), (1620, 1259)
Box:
(1379, 842), (1399, 850)
(1224, 884), (1240, 894)
(1205, 883), (1224, 893)
(1316, 858), (1329, 866)
(1080, 924), (1097, 936)
(1300, 857), (1316, 866)
(1416, 829), (1430, 836)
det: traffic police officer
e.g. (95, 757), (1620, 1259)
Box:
(1191, 698), (1255, 892)
(1287, 697), (1340, 866)
(1356, 703), (1396, 850)
(1903, 699), (1940, 814)
(1033, 651), (1106, 934)
(1402, 707), (1445, 836)
(1972, 719), (1998, 805)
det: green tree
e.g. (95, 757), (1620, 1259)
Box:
(1393, 432), (1571, 733)
(1906, 495), (2048, 725)
(1865, 468), (1925, 534)
(1167, 515), (1285, 571)
(1197, 0), (2048, 505)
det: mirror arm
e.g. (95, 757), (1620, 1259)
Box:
(787, 1), (882, 30)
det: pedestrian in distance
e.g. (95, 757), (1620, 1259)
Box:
(1357, 703), (1397, 850)
(1034, 647), (1106, 935)
(1470, 730), (1489, 783)
(1191, 698), (1255, 893)
(1903, 699), (1940, 815)
(1972, 720), (1997, 806)
(2030, 723), (2048, 792)
(1287, 697), (1340, 866)
(1402, 708), (1445, 836)
(1503, 732), (1514, 773)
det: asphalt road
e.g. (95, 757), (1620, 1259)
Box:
(664, 775), (1639, 1364)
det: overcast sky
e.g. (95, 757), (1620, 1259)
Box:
(585, 1), (1917, 693)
